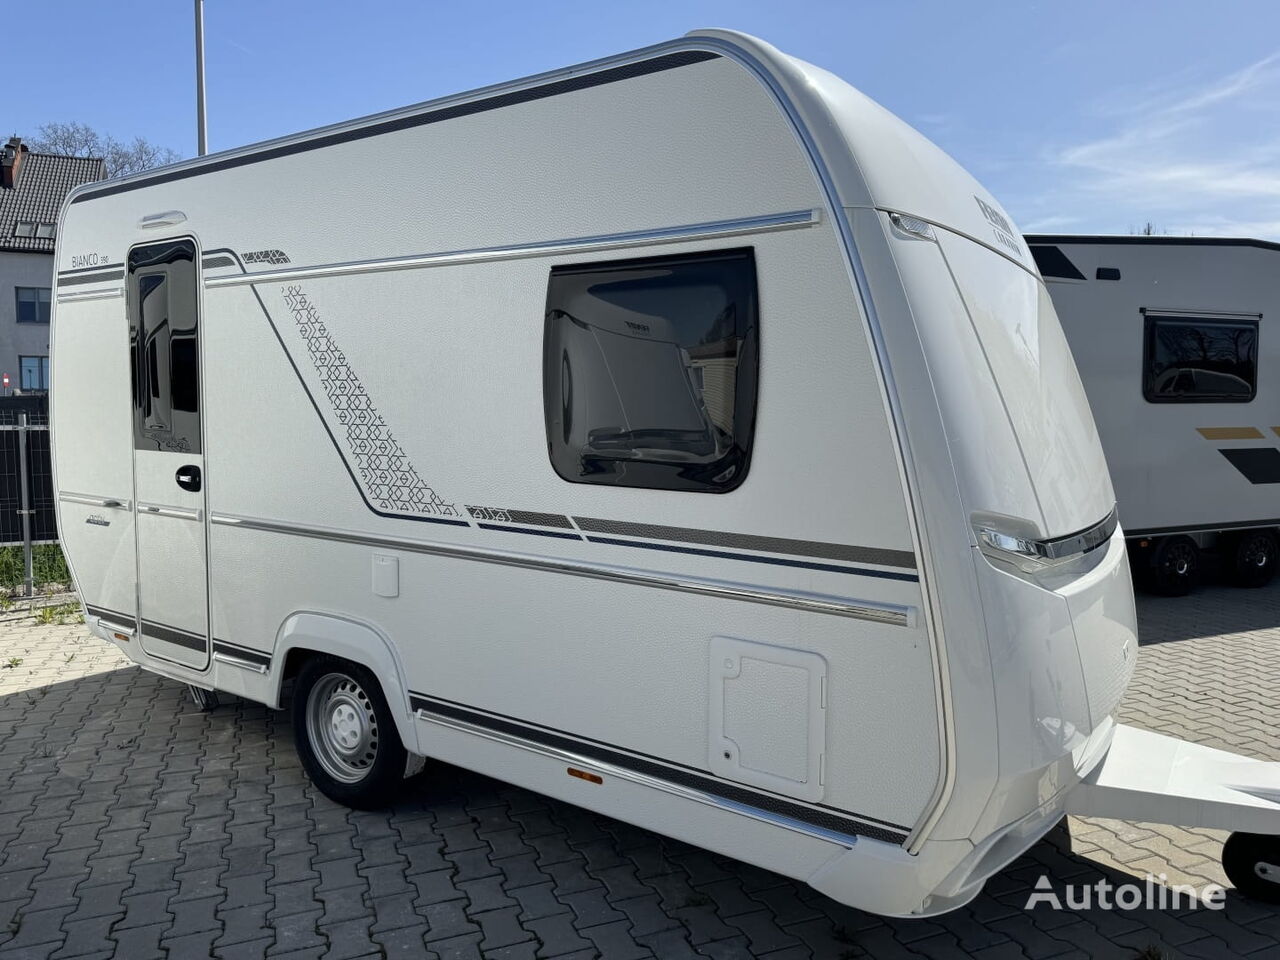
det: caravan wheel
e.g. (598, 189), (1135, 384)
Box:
(1146, 536), (1201, 596)
(1230, 530), (1279, 588)
(1223, 832), (1280, 904)
(292, 655), (408, 809)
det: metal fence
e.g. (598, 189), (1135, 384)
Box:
(0, 410), (66, 596)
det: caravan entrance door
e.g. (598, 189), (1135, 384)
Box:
(126, 238), (210, 670)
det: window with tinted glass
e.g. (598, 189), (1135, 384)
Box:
(127, 239), (202, 453)
(19, 356), (49, 391)
(543, 248), (758, 492)
(1143, 315), (1258, 403)
(15, 287), (50, 324)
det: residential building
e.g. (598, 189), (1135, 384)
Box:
(0, 136), (105, 395)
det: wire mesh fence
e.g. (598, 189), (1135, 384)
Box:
(0, 410), (70, 598)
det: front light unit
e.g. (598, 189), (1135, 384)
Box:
(973, 507), (1119, 580)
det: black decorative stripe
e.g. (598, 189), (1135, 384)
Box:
(1028, 245), (1085, 281)
(574, 516), (916, 570)
(202, 256), (237, 269)
(1220, 448), (1280, 485)
(73, 51), (721, 205)
(477, 523), (582, 541)
(467, 506), (574, 529)
(212, 640), (272, 667)
(141, 620), (207, 652)
(57, 269), (125, 286)
(586, 535), (919, 582)
(85, 604), (133, 627)
(408, 693), (910, 844)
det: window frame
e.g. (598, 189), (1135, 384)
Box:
(541, 246), (760, 494)
(15, 287), (51, 325)
(1142, 313), (1259, 404)
(18, 355), (49, 392)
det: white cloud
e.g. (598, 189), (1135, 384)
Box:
(1019, 52), (1280, 237)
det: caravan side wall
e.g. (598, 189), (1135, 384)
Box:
(53, 50), (944, 874)
(1032, 238), (1278, 544)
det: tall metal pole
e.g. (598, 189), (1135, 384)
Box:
(17, 414), (33, 599)
(195, 0), (208, 156)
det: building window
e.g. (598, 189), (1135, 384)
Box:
(1143, 315), (1258, 403)
(35, 223), (55, 239)
(13, 221), (34, 238)
(15, 287), (51, 324)
(543, 248), (759, 493)
(19, 356), (49, 392)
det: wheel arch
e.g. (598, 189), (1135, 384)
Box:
(270, 610), (420, 754)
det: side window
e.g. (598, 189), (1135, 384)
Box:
(543, 248), (759, 492)
(1143, 314), (1258, 403)
(15, 287), (51, 324)
(127, 239), (202, 452)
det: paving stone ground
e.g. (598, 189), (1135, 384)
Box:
(0, 581), (1277, 959)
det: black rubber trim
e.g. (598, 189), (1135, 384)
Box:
(73, 51), (721, 205)
(1028, 245), (1085, 280)
(586, 535), (919, 582)
(56, 269), (125, 286)
(409, 692), (910, 844)
(477, 523), (582, 541)
(208, 248), (469, 529)
(1220, 448), (1280, 484)
(141, 619), (207, 652)
(212, 640), (272, 667)
(1026, 234), (1280, 253)
(574, 516), (916, 570)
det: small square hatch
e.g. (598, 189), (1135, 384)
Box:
(708, 637), (827, 802)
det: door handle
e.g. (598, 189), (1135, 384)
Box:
(175, 465), (202, 492)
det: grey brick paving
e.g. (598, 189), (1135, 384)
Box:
(1, 582), (1279, 958)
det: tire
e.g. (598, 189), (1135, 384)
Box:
(291, 654), (408, 809)
(1145, 535), (1201, 596)
(1230, 530), (1279, 588)
(1222, 832), (1280, 904)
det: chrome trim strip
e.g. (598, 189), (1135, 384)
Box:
(56, 287), (124, 303)
(211, 512), (913, 626)
(205, 209), (821, 288)
(1040, 507), (1119, 560)
(213, 651), (270, 675)
(94, 617), (135, 639)
(59, 492), (132, 510)
(137, 503), (202, 521)
(417, 710), (859, 848)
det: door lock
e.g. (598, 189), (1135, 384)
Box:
(175, 465), (202, 492)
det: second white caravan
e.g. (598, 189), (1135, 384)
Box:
(53, 31), (1280, 914)
(1028, 236), (1278, 595)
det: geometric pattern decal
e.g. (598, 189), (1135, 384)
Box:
(280, 284), (460, 518)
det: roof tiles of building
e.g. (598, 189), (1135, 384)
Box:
(0, 143), (105, 254)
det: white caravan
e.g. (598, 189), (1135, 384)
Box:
(1028, 236), (1278, 595)
(52, 31), (1280, 915)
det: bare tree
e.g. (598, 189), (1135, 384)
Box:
(28, 121), (182, 179)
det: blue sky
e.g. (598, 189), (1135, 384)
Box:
(11, 1), (1280, 237)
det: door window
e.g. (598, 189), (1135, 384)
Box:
(127, 239), (202, 452)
